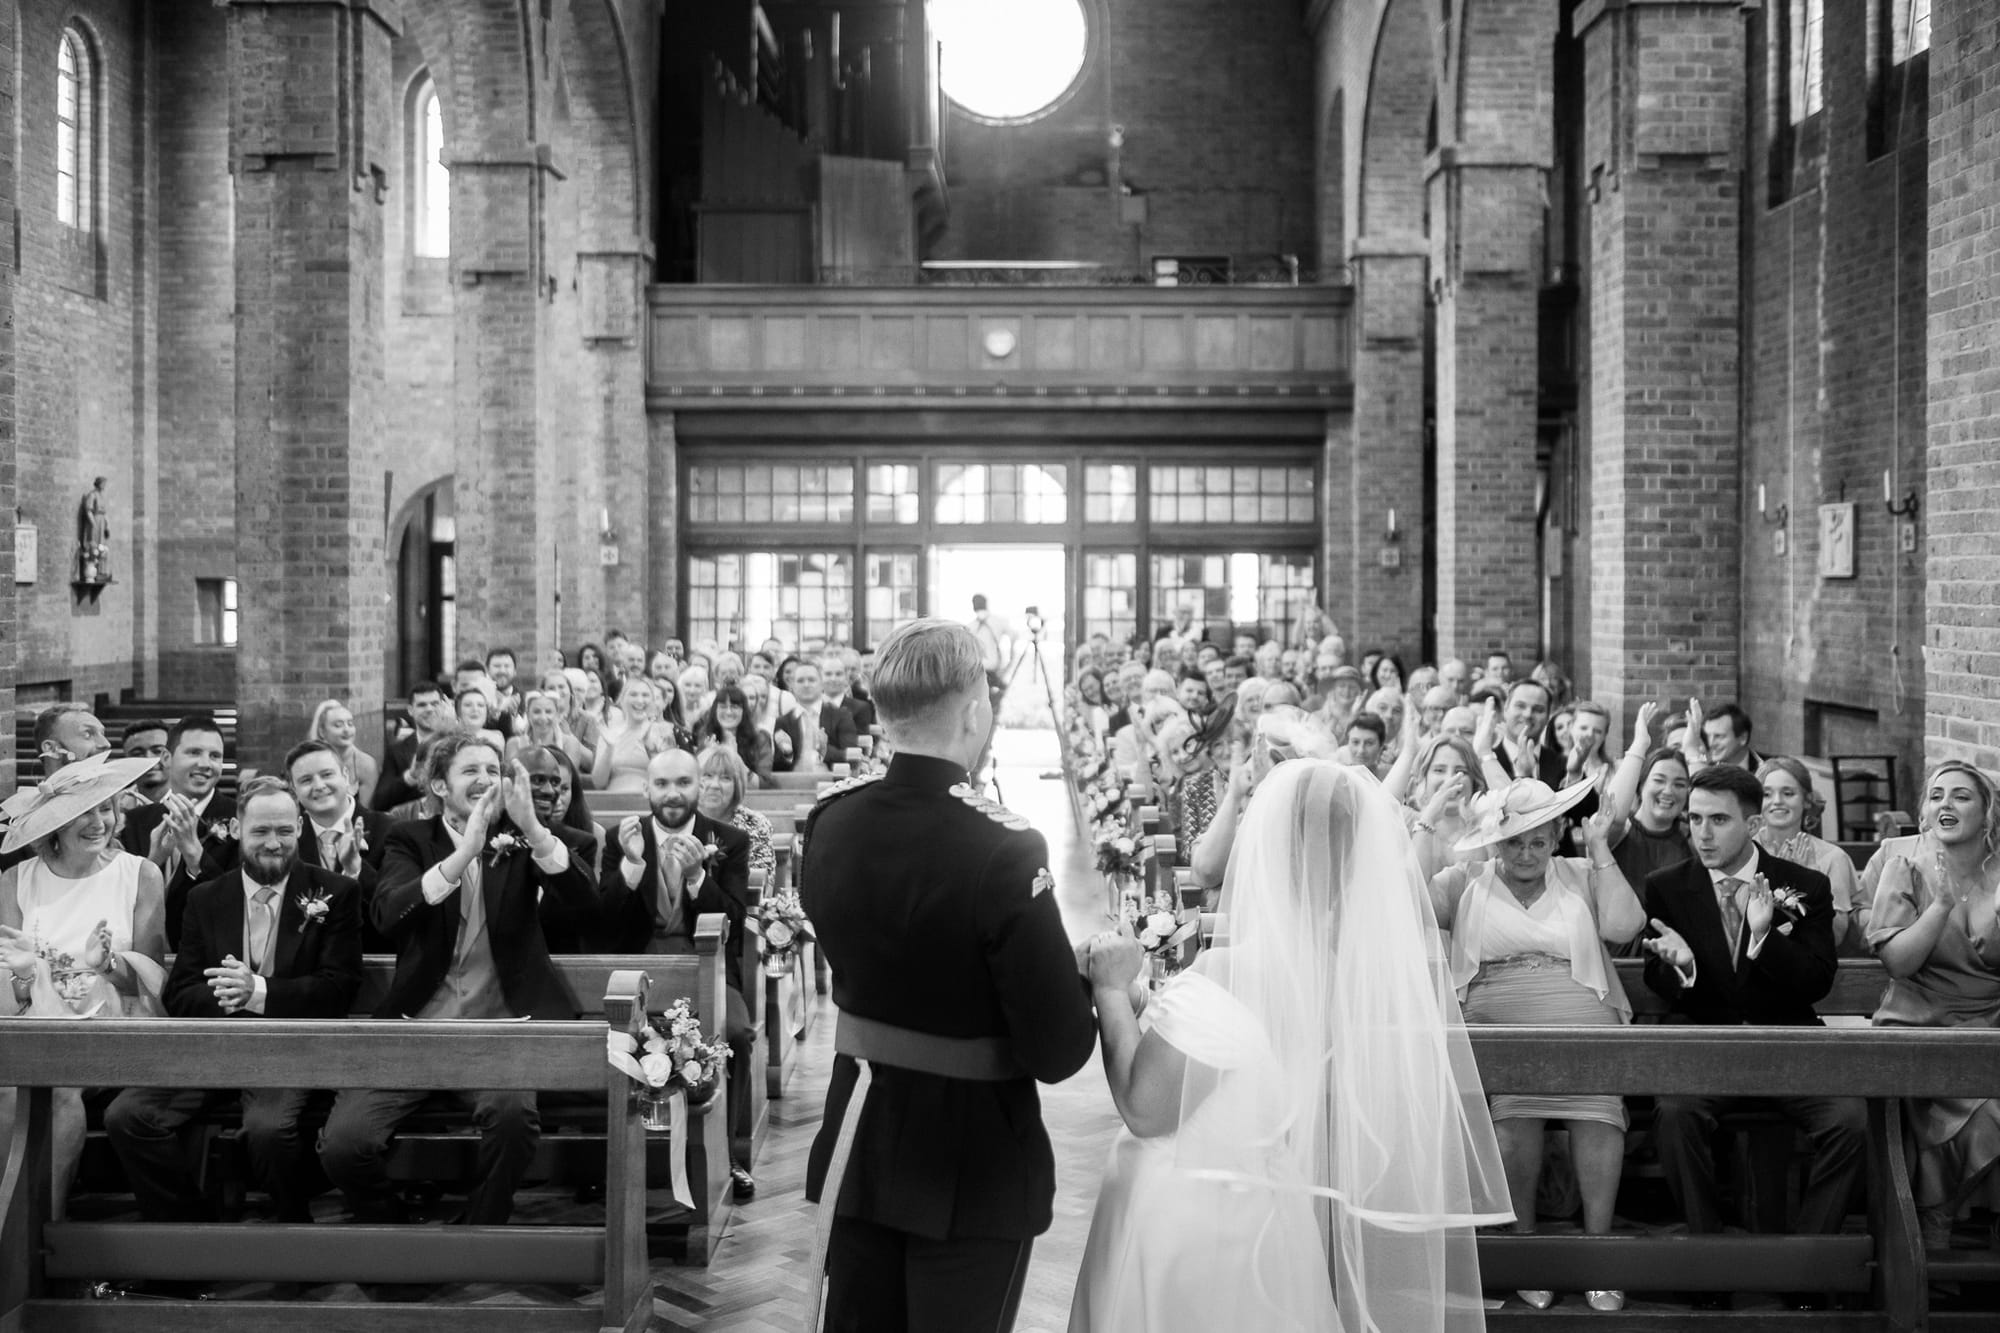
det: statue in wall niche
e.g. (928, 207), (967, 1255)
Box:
(75, 476), (111, 584)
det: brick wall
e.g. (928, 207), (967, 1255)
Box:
(0, 0), (17, 796)
(1925, 0), (2000, 774)
(152, 0), (235, 699)
(1582, 0), (1745, 740)
(13, 0), (144, 706)
(933, 0), (1315, 267)
(1739, 0), (1928, 799)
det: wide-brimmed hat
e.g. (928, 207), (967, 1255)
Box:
(0, 752), (162, 854)
(1454, 778), (1596, 853)
(1319, 663), (1363, 683)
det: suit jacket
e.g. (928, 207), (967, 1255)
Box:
(370, 733), (420, 812)
(370, 816), (598, 1020)
(299, 806), (396, 952)
(772, 703), (860, 772)
(831, 692), (876, 734)
(1642, 847), (1837, 1026)
(595, 812), (751, 992)
(537, 822), (602, 955)
(801, 753), (1098, 1242)
(119, 793), (239, 950)
(166, 864), (364, 1020)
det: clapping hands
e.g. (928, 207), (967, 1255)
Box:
(0, 924), (40, 979)
(1642, 918), (1694, 971)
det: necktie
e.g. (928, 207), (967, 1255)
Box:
(319, 827), (341, 872)
(1717, 877), (1745, 966)
(657, 841), (683, 927)
(454, 856), (485, 968)
(250, 887), (278, 977)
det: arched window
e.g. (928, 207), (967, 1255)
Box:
(56, 26), (96, 233)
(414, 80), (449, 257)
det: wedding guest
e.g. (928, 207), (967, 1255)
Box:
(120, 718), (172, 808)
(288, 739), (395, 953)
(105, 777), (363, 1224)
(118, 713), (238, 949)
(1868, 761), (2000, 1248)
(1, 753), (168, 1213)
(1399, 734), (1488, 884)
(519, 746), (602, 955)
(1757, 757), (1858, 948)
(1435, 781), (1640, 1312)
(678, 663), (714, 727)
(596, 676), (677, 794)
(505, 690), (583, 773)
(820, 653), (876, 734)
(371, 681), (453, 812)
(696, 744), (775, 886)
(1642, 766), (1863, 1302)
(485, 647), (523, 717)
(320, 734), (596, 1225)
(454, 686), (507, 749)
(597, 749), (757, 1199)
(692, 685), (775, 788)
(1602, 704), (1696, 899)
(305, 700), (380, 809)
(33, 703), (113, 779)
(542, 668), (604, 762)
(1370, 652), (1405, 696)
(776, 661), (858, 774)
(575, 643), (608, 678)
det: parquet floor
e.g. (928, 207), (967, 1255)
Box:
(647, 730), (1122, 1332)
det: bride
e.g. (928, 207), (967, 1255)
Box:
(1070, 759), (1512, 1332)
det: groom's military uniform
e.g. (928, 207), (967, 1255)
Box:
(802, 751), (1097, 1333)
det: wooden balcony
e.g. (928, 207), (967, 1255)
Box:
(646, 284), (1354, 411)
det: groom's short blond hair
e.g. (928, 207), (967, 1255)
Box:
(871, 619), (986, 732)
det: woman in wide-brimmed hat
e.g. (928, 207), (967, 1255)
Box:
(1, 749), (170, 1214)
(1429, 777), (1646, 1314)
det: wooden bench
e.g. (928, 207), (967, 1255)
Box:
(1, 973), (667, 1331)
(1471, 1024), (2000, 1330)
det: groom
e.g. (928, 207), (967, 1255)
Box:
(801, 617), (1098, 1333)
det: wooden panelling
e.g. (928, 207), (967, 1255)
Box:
(646, 287), (1354, 407)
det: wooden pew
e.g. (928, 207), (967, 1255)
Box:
(1471, 1023), (2000, 1329)
(0, 972), (669, 1331)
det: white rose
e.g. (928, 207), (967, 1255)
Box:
(766, 922), (795, 950)
(1147, 911), (1176, 939)
(680, 1059), (706, 1086)
(639, 1052), (673, 1087)
(1114, 837), (1135, 855)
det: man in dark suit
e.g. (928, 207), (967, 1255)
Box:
(820, 653), (876, 734)
(369, 680), (455, 813)
(118, 713), (238, 948)
(598, 748), (757, 1198)
(1489, 679), (1570, 788)
(1642, 764), (1865, 1289)
(288, 739), (396, 953)
(105, 778), (364, 1223)
(802, 619), (1098, 1333)
(318, 732), (597, 1225)
(777, 660), (859, 774)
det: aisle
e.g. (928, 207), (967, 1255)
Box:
(652, 728), (1122, 1331)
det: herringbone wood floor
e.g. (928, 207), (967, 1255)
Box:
(650, 732), (1121, 1331)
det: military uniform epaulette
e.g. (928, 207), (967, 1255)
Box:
(811, 772), (883, 810)
(948, 782), (1032, 831)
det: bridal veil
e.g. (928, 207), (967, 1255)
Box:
(1176, 759), (1512, 1333)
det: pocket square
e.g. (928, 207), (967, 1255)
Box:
(1777, 922), (1794, 936)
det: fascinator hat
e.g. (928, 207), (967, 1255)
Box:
(1453, 777), (1596, 854)
(0, 752), (162, 854)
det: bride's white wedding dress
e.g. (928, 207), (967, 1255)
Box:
(1068, 967), (1341, 1333)
(1069, 761), (1511, 1333)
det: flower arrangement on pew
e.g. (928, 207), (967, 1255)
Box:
(749, 891), (816, 978)
(1125, 890), (1199, 992)
(606, 998), (728, 1206)
(1093, 823), (1143, 882)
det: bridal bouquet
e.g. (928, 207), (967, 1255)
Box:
(749, 891), (815, 976)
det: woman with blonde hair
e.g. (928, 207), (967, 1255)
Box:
(1868, 761), (2000, 1247)
(308, 699), (380, 808)
(1756, 756), (1859, 947)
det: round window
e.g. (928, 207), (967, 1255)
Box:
(935, 0), (1090, 124)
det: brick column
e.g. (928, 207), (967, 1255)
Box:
(0, 0), (17, 795)
(578, 248), (650, 643)
(448, 147), (563, 664)
(1429, 151), (1545, 660)
(646, 410), (681, 647)
(1578, 0), (1744, 731)
(1926, 0), (2000, 772)
(1346, 243), (1428, 655)
(227, 0), (397, 765)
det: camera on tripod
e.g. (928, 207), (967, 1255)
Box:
(1024, 605), (1045, 638)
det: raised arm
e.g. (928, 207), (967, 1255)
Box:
(1086, 933), (1187, 1138)
(1604, 701), (1659, 828)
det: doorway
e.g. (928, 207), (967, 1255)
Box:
(929, 544), (1067, 729)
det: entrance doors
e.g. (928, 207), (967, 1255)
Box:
(930, 544), (1068, 726)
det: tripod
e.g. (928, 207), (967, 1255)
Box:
(981, 617), (1063, 804)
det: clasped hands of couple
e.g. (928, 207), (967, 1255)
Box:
(1076, 924), (1147, 1011)
(1640, 871), (1785, 973)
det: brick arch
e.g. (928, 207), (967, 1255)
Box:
(559, 0), (645, 246)
(398, 0), (544, 157)
(1358, 0), (1434, 240)
(1318, 89), (1345, 269)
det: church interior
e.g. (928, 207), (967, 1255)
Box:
(2, 0), (2000, 1326)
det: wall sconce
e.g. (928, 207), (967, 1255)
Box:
(1384, 507), (1401, 543)
(1756, 483), (1788, 528)
(1883, 470), (1919, 518)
